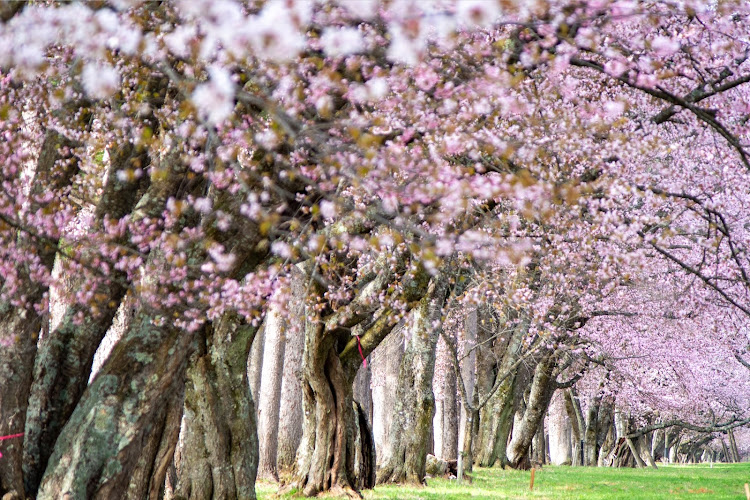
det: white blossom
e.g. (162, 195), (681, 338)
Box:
(321, 27), (365, 57)
(81, 62), (120, 99)
(191, 66), (235, 125)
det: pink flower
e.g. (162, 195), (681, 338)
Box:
(414, 65), (439, 91)
(651, 36), (680, 57)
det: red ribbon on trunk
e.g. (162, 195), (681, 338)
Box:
(356, 335), (367, 368)
(0, 432), (24, 458)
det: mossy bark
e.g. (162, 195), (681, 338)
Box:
(0, 129), (80, 498)
(173, 313), (259, 500)
(376, 276), (449, 485)
(126, 382), (184, 500)
(36, 311), (197, 499)
(474, 316), (526, 468)
(24, 142), (170, 495)
(507, 353), (557, 470)
(292, 320), (359, 497)
(293, 306), (405, 495)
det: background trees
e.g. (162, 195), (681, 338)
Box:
(2, 1), (750, 499)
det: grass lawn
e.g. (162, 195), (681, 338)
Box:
(257, 463), (750, 499)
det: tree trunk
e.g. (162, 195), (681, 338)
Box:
(507, 353), (557, 470)
(728, 428), (740, 462)
(564, 389), (584, 466)
(721, 437), (730, 463)
(583, 403), (600, 466)
(432, 399), (444, 462)
(377, 275), (449, 485)
(531, 415), (546, 465)
(459, 391), (480, 477)
(291, 256), (430, 496)
(371, 326), (404, 465)
(669, 435), (680, 463)
(626, 438), (647, 468)
(598, 421), (615, 467)
(36, 309), (196, 499)
(173, 314), (259, 500)
(277, 267), (306, 473)
(474, 316), (526, 467)
(0, 129), (81, 498)
(351, 401), (376, 491)
(247, 325), (265, 402)
(292, 320), (357, 497)
(353, 364), (372, 430)
(441, 356), (459, 461)
(457, 310), (477, 471)
(126, 382), (184, 500)
(548, 393), (572, 465)
(651, 429), (663, 462)
(257, 300), (287, 481)
(24, 142), (181, 496)
(639, 435), (658, 469)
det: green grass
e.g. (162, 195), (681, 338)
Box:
(257, 463), (750, 499)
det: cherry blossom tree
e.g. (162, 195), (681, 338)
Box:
(2, 1), (750, 498)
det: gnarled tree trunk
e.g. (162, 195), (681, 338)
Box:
(507, 352), (557, 470)
(173, 313), (259, 500)
(36, 310), (196, 499)
(126, 382), (184, 500)
(474, 315), (527, 468)
(24, 141), (182, 496)
(377, 275), (450, 485)
(292, 319), (360, 497)
(292, 259), (427, 496)
(0, 129), (80, 498)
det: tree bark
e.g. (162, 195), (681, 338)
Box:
(531, 414), (547, 465)
(474, 315), (526, 467)
(441, 354), (459, 461)
(728, 428), (740, 462)
(457, 310), (477, 471)
(598, 421), (615, 467)
(276, 269), (307, 473)
(564, 389), (585, 466)
(0, 129), (81, 498)
(353, 364), (372, 430)
(277, 348), (304, 473)
(257, 300), (287, 481)
(36, 309), (196, 499)
(291, 256), (430, 496)
(639, 434), (658, 469)
(292, 319), (358, 497)
(173, 314), (259, 500)
(376, 275), (450, 485)
(247, 325), (265, 403)
(507, 353), (557, 470)
(721, 437), (730, 462)
(292, 309), (397, 495)
(371, 326), (404, 464)
(548, 393), (572, 465)
(24, 141), (182, 496)
(126, 382), (184, 500)
(626, 438), (647, 468)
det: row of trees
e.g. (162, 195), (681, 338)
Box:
(1, 0), (750, 498)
